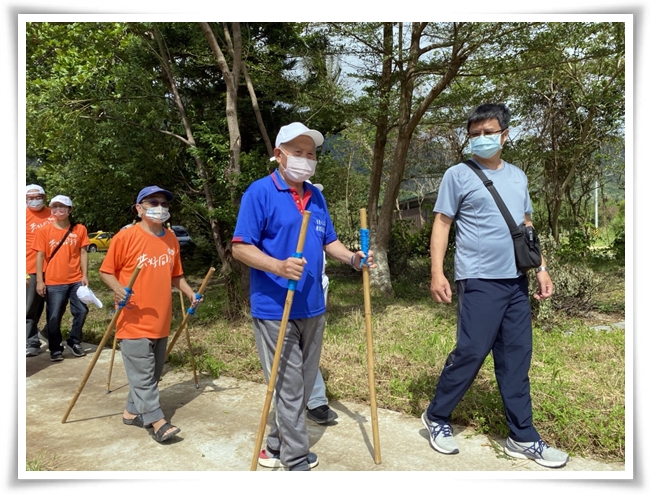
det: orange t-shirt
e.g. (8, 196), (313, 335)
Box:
(31, 223), (89, 285)
(26, 207), (55, 274)
(100, 224), (183, 340)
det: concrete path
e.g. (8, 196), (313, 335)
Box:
(23, 341), (627, 478)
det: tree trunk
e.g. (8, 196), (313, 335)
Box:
(370, 23), (469, 296)
(154, 23), (249, 316)
(367, 22), (394, 231)
(198, 21), (257, 315)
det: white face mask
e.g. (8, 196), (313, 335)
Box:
(144, 206), (170, 224)
(26, 198), (44, 210)
(51, 207), (70, 220)
(280, 148), (317, 183)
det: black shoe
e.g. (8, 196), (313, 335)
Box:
(307, 405), (338, 425)
(50, 351), (64, 362)
(68, 343), (86, 357)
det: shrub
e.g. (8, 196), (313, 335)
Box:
(610, 199), (625, 262)
(388, 219), (418, 275)
(555, 224), (597, 263)
(530, 232), (602, 328)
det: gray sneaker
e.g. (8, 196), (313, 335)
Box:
(421, 412), (459, 454)
(26, 347), (40, 357)
(505, 437), (569, 468)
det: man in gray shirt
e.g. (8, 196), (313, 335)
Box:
(421, 103), (569, 468)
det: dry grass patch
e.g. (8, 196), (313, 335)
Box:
(52, 254), (624, 461)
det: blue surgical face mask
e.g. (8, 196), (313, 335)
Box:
(26, 199), (44, 210)
(144, 206), (170, 224)
(469, 133), (503, 159)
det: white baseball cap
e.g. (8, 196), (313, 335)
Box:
(306, 180), (324, 192)
(49, 195), (73, 207)
(275, 122), (324, 148)
(26, 184), (45, 195)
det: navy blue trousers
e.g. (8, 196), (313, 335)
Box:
(426, 277), (540, 443)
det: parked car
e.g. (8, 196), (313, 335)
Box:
(87, 231), (113, 252)
(118, 223), (195, 256)
(171, 225), (195, 255)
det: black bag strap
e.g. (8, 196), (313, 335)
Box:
(48, 225), (74, 262)
(463, 159), (521, 237)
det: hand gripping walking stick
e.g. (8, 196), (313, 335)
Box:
(62, 265), (143, 423)
(250, 211), (311, 471)
(165, 266), (216, 360)
(360, 208), (381, 464)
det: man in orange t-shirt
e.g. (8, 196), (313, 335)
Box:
(32, 195), (90, 361)
(100, 185), (202, 443)
(26, 184), (55, 357)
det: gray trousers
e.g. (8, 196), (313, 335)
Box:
(253, 315), (325, 468)
(26, 274), (45, 349)
(120, 337), (168, 426)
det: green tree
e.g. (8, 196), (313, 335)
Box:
(501, 22), (625, 240)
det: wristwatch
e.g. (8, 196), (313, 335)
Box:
(535, 266), (550, 273)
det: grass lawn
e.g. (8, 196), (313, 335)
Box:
(60, 252), (625, 463)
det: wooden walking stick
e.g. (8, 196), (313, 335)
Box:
(62, 265), (143, 423)
(360, 208), (381, 464)
(105, 330), (119, 393)
(165, 266), (216, 360)
(179, 289), (200, 388)
(250, 211), (311, 471)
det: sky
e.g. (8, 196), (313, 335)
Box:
(4, 2), (645, 492)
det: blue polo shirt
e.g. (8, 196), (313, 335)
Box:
(232, 169), (338, 319)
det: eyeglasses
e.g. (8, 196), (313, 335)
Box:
(51, 206), (69, 211)
(468, 128), (507, 139)
(141, 199), (169, 208)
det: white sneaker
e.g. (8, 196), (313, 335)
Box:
(505, 437), (569, 468)
(421, 413), (459, 454)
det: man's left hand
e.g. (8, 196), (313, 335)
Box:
(534, 271), (553, 300)
(355, 249), (377, 269)
(190, 292), (204, 309)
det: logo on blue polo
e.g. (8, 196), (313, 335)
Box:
(315, 218), (326, 233)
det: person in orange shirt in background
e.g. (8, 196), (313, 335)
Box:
(99, 186), (202, 443)
(33, 195), (90, 362)
(26, 184), (55, 357)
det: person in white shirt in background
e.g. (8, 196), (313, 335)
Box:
(305, 181), (338, 425)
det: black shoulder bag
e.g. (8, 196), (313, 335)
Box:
(48, 225), (74, 263)
(464, 160), (542, 272)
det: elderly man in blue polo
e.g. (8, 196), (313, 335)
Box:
(232, 122), (376, 471)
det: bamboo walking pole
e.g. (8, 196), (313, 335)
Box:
(165, 266), (216, 360)
(179, 289), (199, 388)
(62, 265), (143, 423)
(105, 331), (119, 393)
(360, 208), (381, 464)
(250, 211), (311, 471)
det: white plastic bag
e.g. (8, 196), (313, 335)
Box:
(76, 285), (103, 308)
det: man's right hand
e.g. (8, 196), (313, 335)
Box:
(36, 280), (46, 297)
(277, 256), (307, 281)
(430, 273), (452, 303)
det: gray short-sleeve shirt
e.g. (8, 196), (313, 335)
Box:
(434, 160), (533, 280)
